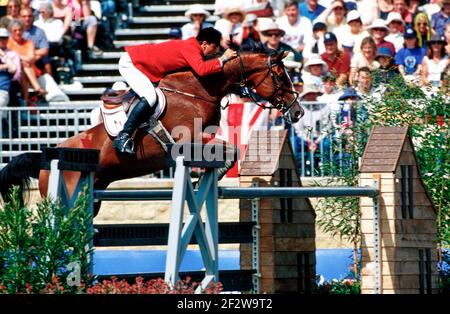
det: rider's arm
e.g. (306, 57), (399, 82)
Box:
(181, 41), (223, 76)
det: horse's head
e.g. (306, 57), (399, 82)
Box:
(238, 52), (304, 123)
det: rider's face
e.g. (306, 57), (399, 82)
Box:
(200, 42), (219, 56)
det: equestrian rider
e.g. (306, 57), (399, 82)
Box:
(113, 27), (238, 155)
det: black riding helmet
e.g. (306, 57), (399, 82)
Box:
(196, 27), (222, 47)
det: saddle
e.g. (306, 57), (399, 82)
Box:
(91, 87), (167, 137)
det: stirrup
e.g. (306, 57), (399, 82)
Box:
(113, 135), (135, 155)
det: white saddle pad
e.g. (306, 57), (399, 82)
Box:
(92, 88), (166, 137)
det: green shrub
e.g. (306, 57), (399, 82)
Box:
(0, 185), (94, 293)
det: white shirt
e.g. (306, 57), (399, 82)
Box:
(340, 28), (370, 54)
(214, 19), (242, 39)
(275, 15), (312, 51)
(385, 32), (405, 53)
(423, 56), (449, 84)
(34, 18), (64, 44)
(303, 36), (326, 61)
(355, 0), (377, 26)
(181, 22), (214, 40)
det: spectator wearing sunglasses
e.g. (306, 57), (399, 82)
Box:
(261, 22), (302, 63)
(413, 12), (432, 48)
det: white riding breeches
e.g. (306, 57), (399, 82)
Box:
(118, 52), (157, 107)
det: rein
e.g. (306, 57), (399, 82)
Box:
(159, 54), (298, 119)
(159, 86), (216, 104)
(236, 55), (299, 116)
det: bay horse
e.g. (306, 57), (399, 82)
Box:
(0, 51), (303, 215)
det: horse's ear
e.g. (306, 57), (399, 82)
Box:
(274, 51), (289, 63)
(279, 51), (289, 60)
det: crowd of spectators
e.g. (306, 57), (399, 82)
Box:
(190, 0), (449, 93)
(180, 0), (448, 175)
(0, 0), (123, 114)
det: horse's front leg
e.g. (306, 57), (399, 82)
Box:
(197, 133), (238, 181)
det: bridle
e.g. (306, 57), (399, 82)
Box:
(236, 54), (299, 121)
(159, 53), (300, 122)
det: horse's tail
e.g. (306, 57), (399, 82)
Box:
(0, 152), (41, 205)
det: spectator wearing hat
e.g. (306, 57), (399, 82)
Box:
(373, 46), (403, 86)
(292, 83), (329, 176)
(413, 12), (432, 48)
(431, 0), (450, 37)
(181, 4), (213, 40)
(395, 28), (425, 78)
(303, 21), (327, 60)
(367, 18), (396, 57)
(336, 87), (361, 133)
(261, 22), (302, 62)
(302, 54), (328, 88)
(340, 10), (369, 55)
(298, 0), (326, 22)
(275, 1), (312, 53)
(0, 27), (20, 126)
(320, 31), (351, 88)
(385, 12), (405, 52)
(421, 33), (449, 87)
(214, 6), (245, 48)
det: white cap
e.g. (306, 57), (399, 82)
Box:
(260, 22), (286, 36)
(303, 55), (328, 73)
(0, 28), (10, 38)
(346, 10), (361, 23)
(283, 51), (302, 69)
(185, 4), (211, 19)
(367, 19), (389, 32)
(386, 12), (405, 26)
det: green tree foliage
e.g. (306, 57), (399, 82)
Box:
(314, 77), (449, 292)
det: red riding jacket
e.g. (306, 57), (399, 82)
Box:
(125, 37), (222, 83)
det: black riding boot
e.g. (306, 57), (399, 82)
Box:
(112, 97), (155, 155)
